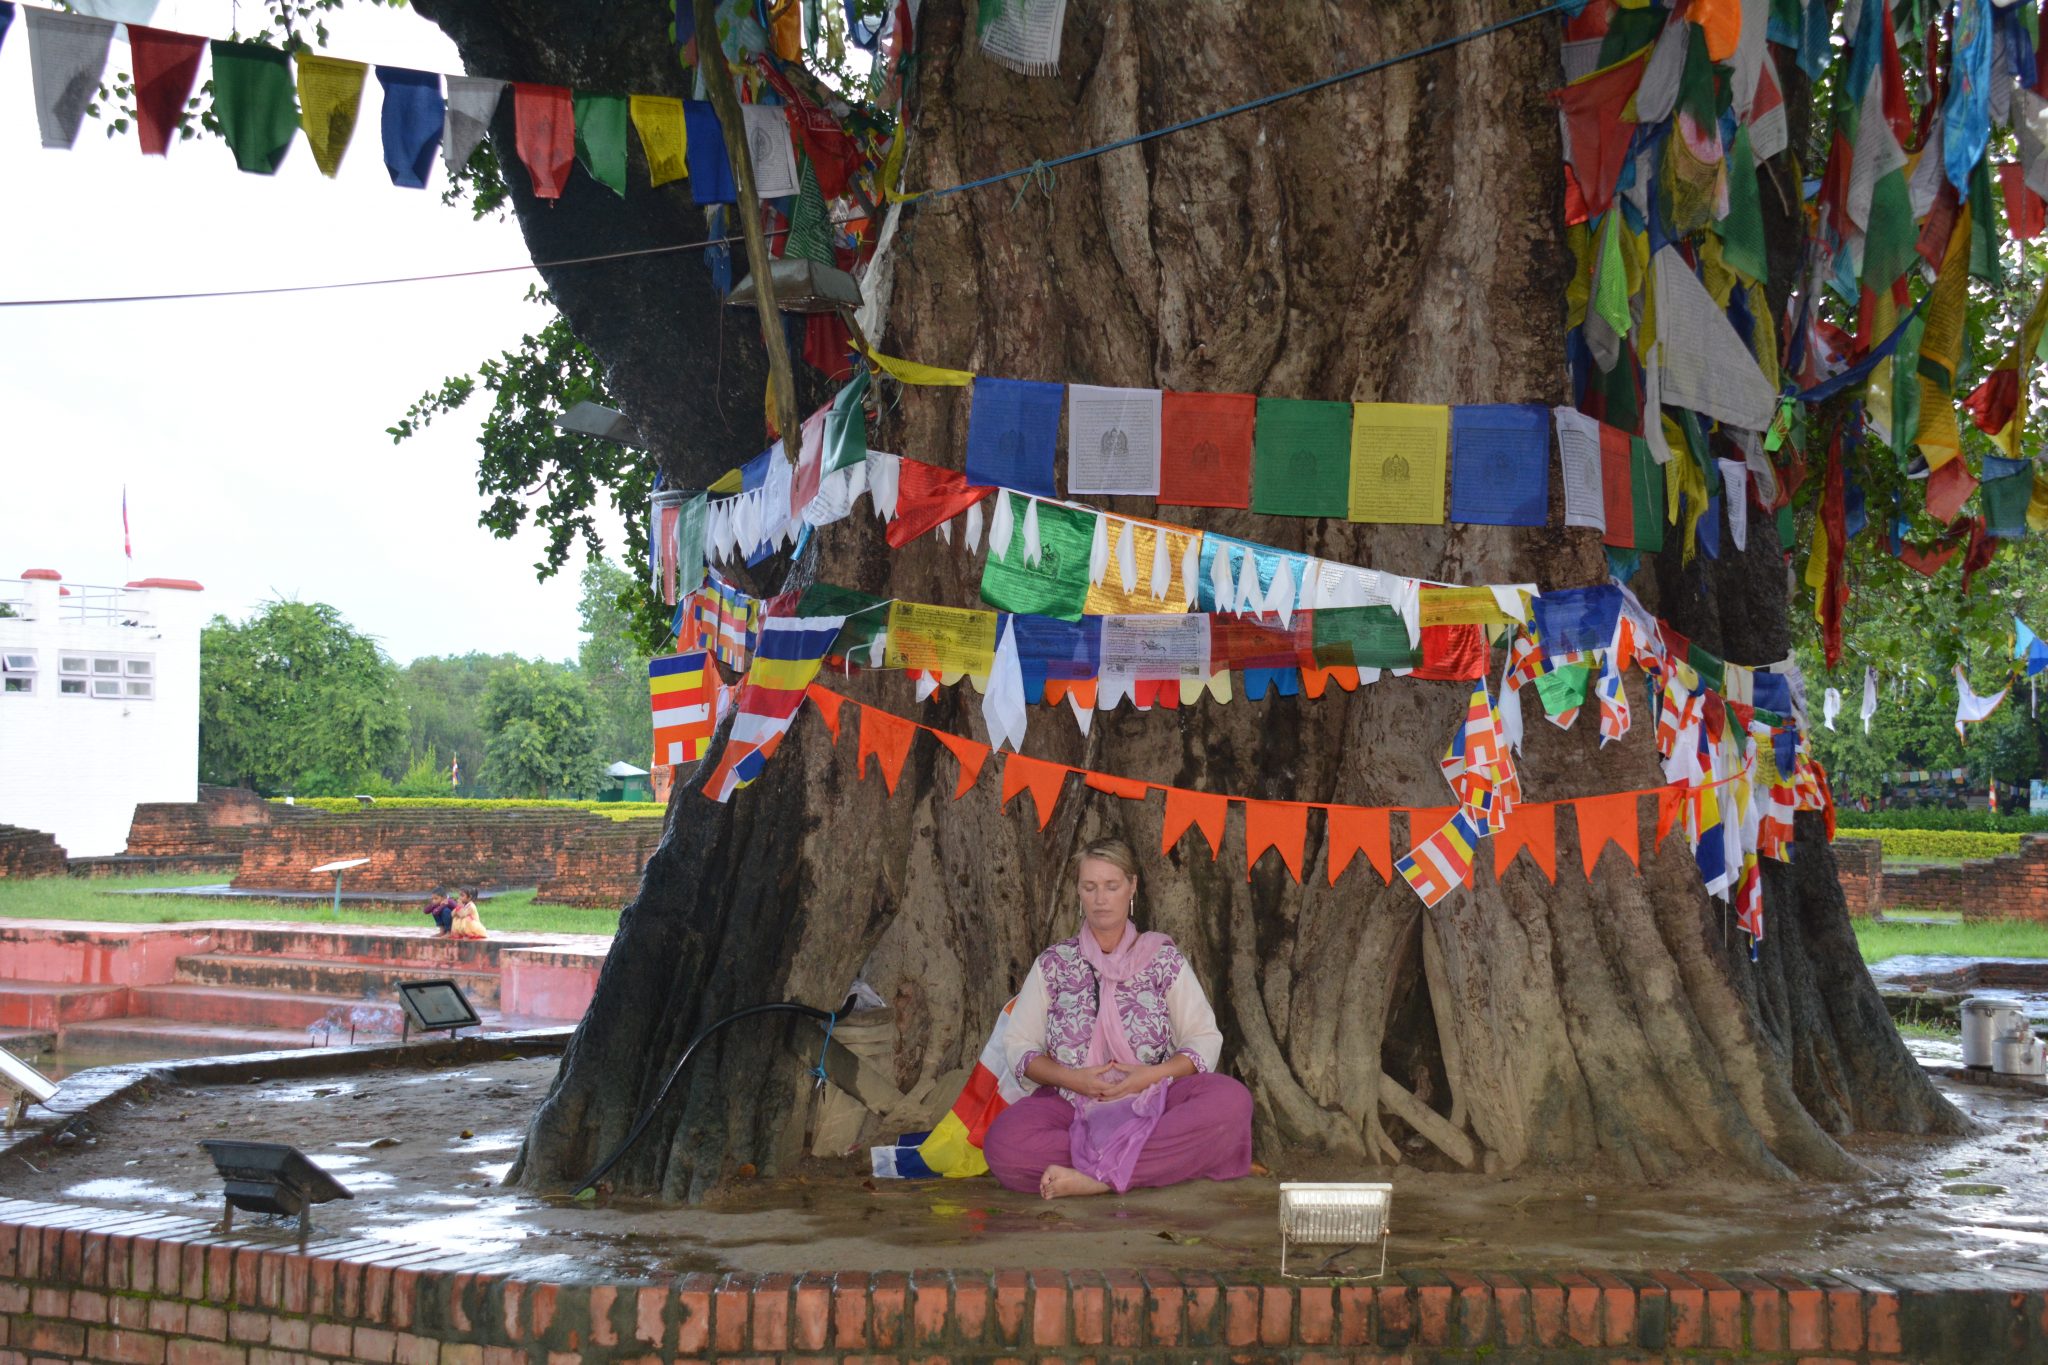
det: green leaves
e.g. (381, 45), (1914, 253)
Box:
(476, 661), (599, 799)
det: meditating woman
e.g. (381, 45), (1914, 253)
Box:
(983, 837), (1254, 1199)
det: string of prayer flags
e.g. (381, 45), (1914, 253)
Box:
(1449, 404), (1550, 526)
(24, 8), (111, 150)
(573, 92), (629, 197)
(966, 378), (1063, 497)
(1159, 391), (1255, 508)
(682, 100), (735, 203)
(1494, 802), (1557, 881)
(212, 41), (299, 174)
(130, 26), (207, 158)
(1251, 398), (1351, 517)
(376, 67), (444, 188)
(443, 76), (505, 178)
(649, 651), (717, 767)
(513, 83), (574, 199)
(629, 94), (688, 187)
(1347, 403), (1450, 524)
(296, 54), (367, 177)
(702, 612), (846, 802)
(1067, 385), (1163, 496)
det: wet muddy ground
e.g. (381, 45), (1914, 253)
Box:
(4, 1045), (2048, 1280)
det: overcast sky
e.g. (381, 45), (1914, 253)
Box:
(0, 2), (628, 665)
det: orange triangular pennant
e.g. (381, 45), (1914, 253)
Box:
(1084, 772), (1151, 800)
(1298, 665), (1359, 699)
(1160, 787), (1229, 859)
(1493, 802), (1558, 882)
(1000, 753), (1071, 829)
(1404, 808), (1455, 848)
(856, 706), (917, 796)
(931, 729), (989, 799)
(1244, 801), (1310, 883)
(1573, 792), (1641, 879)
(1044, 679), (1098, 709)
(1324, 806), (1392, 886)
(807, 684), (846, 741)
(1654, 784), (1686, 849)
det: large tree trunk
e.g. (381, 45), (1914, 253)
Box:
(418, 0), (1965, 1200)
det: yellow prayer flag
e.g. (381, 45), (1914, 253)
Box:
(1865, 289), (1898, 446)
(855, 338), (973, 387)
(1418, 587), (1513, 628)
(883, 601), (998, 676)
(2028, 471), (2048, 532)
(1914, 374), (1961, 469)
(629, 95), (689, 188)
(1917, 205), (1972, 390)
(1803, 520), (1829, 628)
(1346, 403), (1449, 525)
(708, 467), (744, 495)
(296, 54), (367, 178)
(1083, 522), (1198, 615)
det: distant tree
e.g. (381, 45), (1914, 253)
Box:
(395, 652), (526, 793)
(477, 661), (597, 798)
(199, 600), (405, 795)
(577, 558), (656, 771)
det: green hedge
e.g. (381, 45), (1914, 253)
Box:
(1836, 808), (2048, 833)
(1843, 828), (2027, 860)
(272, 796), (666, 821)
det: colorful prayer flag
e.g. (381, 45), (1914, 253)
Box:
(966, 378), (1063, 496)
(442, 75), (504, 179)
(629, 94), (689, 187)
(1347, 403), (1449, 524)
(1396, 809), (1482, 906)
(375, 66), (443, 188)
(1159, 391), (1255, 507)
(295, 53), (367, 177)
(130, 26), (206, 157)
(1251, 398), (1351, 518)
(683, 100), (736, 203)
(573, 92), (628, 196)
(702, 612), (847, 802)
(513, 82), (574, 199)
(211, 40), (298, 174)
(1449, 404), (1550, 526)
(24, 8), (112, 150)
(649, 651), (717, 767)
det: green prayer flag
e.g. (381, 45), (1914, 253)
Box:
(211, 42), (298, 175)
(1715, 125), (1770, 284)
(1534, 663), (1593, 719)
(1599, 350), (1640, 433)
(1676, 25), (1721, 128)
(1630, 437), (1666, 554)
(1891, 310), (1926, 453)
(1982, 469), (2035, 536)
(980, 500), (1093, 620)
(1309, 606), (1420, 671)
(823, 370), (869, 474)
(574, 93), (628, 197)
(1250, 398), (1351, 517)
(798, 583), (889, 657)
(1596, 5), (1663, 65)
(1686, 642), (1726, 693)
(1593, 210), (1632, 340)
(1775, 503), (1794, 551)
(784, 156), (834, 266)
(1861, 165), (1918, 294)
(1969, 158), (2002, 286)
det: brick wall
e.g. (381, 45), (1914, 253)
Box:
(231, 810), (609, 894)
(0, 825), (67, 880)
(4, 1197), (2041, 1363)
(1836, 838), (1882, 915)
(533, 822), (663, 908)
(1876, 835), (2048, 921)
(122, 785), (292, 859)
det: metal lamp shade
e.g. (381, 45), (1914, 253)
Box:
(725, 256), (864, 314)
(1277, 1181), (1392, 1278)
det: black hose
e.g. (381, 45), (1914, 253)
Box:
(569, 997), (850, 1197)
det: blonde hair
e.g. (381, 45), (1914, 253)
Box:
(1073, 836), (1139, 881)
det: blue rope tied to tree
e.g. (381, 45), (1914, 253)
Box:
(812, 1010), (838, 1088)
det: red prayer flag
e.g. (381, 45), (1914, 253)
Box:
(999, 753), (1070, 830)
(130, 27), (208, 157)
(1925, 455), (1978, 525)
(1161, 787), (1229, 859)
(885, 458), (993, 549)
(805, 683), (846, 740)
(1599, 421), (1635, 549)
(1244, 801), (1310, 883)
(2001, 162), (2046, 241)
(1964, 367), (2021, 436)
(1548, 52), (1648, 216)
(1412, 624), (1488, 681)
(1655, 785), (1686, 849)
(1158, 391), (1256, 508)
(856, 705), (916, 795)
(1324, 806), (1392, 885)
(513, 82), (574, 200)
(1897, 537), (1962, 576)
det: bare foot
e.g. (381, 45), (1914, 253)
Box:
(1038, 1164), (1111, 1200)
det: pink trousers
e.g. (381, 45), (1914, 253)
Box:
(982, 1072), (1254, 1194)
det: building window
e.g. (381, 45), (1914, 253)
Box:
(1, 651), (33, 696)
(59, 679), (85, 696)
(125, 658), (152, 678)
(125, 679), (154, 699)
(2, 677), (29, 695)
(92, 657), (122, 675)
(91, 677), (122, 698)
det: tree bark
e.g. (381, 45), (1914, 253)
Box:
(417, 0), (1966, 1199)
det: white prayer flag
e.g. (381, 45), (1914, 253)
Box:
(1066, 384), (1162, 495)
(1823, 687), (1842, 731)
(743, 104), (800, 199)
(1554, 406), (1606, 532)
(443, 76), (506, 179)
(1955, 667), (2010, 740)
(1652, 246), (1780, 431)
(979, 0), (1068, 76)
(1861, 666), (1879, 734)
(983, 619), (1028, 753)
(1099, 615), (1209, 710)
(68, 0), (157, 21)
(25, 9), (114, 150)
(1719, 458), (1750, 550)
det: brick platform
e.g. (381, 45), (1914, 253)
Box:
(0, 825), (66, 880)
(533, 821), (663, 908)
(231, 810), (607, 895)
(2, 1196), (2042, 1363)
(1838, 835), (2048, 921)
(122, 786), (289, 861)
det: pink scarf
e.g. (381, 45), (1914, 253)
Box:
(1069, 921), (1173, 1192)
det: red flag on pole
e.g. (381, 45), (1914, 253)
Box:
(122, 485), (132, 559)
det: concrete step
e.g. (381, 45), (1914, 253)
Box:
(172, 953), (502, 1009)
(129, 985), (406, 1033)
(197, 923), (541, 969)
(0, 981), (129, 1030)
(57, 1017), (394, 1055)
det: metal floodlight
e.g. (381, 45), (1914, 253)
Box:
(0, 1049), (58, 1131)
(1277, 1181), (1393, 1279)
(198, 1140), (353, 1246)
(725, 256), (863, 314)
(555, 400), (647, 449)
(309, 857), (370, 922)
(396, 980), (481, 1043)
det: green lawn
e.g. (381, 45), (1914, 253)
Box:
(1852, 915), (2048, 965)
(0, 874), (618, 936)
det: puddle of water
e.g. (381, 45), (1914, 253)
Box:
(62, 1178), (204, 1204)
(476, 1161), (515, 1182)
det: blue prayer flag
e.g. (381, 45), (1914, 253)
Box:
(1698, 491), (1722, 560)
(2016, 617), (2048, 677)
(1772, 728), (1798, 781)
(684, 100), (736, 205)
(1011, 614), (1100, 703)
(965, 377), (1062, 497)
(0, 4), (13, 53)
(1449, 404), (1550, 526)
(1750, 671), (1793, 716)
(1946, 0), (1993, 194)
(375, 67), (443, 189)
(1531, 585), (1621, 658)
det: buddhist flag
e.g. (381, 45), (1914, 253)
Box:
(649, 651), (716, 766)
(296, 53), (367, 177)
(1396, 809), (1482, 907)
(630, 94), (688, 187)
(212, 41), (298, 174)
(376, 66), (443, 188)
(914, 996), (1026, 1178)
(513, 82), (574, 199)
(702, 613), (847, 802)
(129, 26), (207, 157)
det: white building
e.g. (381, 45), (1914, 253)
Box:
(0, 570), (205, 857)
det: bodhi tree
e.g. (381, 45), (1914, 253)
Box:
(399, 0), (1965, 1197)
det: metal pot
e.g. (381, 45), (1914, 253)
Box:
(1995, 1032), (2048, 1078)
(1962, 998), (2027, 1068)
